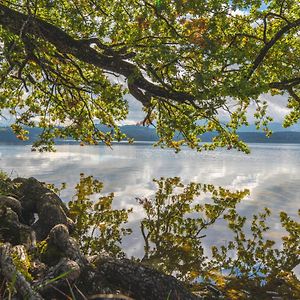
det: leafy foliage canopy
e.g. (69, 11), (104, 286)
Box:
(0, 0), (299, 151)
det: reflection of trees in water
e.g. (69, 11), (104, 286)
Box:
(69, 174), (300, 299)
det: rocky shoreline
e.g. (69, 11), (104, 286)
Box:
(0, 177), (201, 300)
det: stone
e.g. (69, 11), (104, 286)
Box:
(48, 224), (70, 250)
(33, 203), (68, 240)
(0, 207), (31, 246)
(13, 177), (72, 239)
(0, 195), (22, 217)
(53, 258), (81, 282)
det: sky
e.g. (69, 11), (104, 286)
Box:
(121, 92), (299, 128)
(1, 92), (299, 130)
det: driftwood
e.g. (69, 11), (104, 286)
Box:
(0, 177), (201, 300)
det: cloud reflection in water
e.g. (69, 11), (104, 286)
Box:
(0, 143), (299, 263)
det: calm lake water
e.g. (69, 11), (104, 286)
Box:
(0, 143), (299, 271)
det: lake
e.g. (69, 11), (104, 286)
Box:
(0, 143), (299, 270)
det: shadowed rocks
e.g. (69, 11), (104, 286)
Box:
(0, 177), (201, 300)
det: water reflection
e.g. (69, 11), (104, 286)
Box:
(0, 143), (299, 260)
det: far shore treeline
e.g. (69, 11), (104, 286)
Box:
(1, 125), (300, 145)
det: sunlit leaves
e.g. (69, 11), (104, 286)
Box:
(210, 207), (300, 299)
(136, 177), (299, 298)
(137, 177), (249, 281)
(0, 1), (299, 151)
(68, 174), (132, 257)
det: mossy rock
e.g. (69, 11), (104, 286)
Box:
(0, 207), (31, 246)
(39, 242), (66, 266)
(0, 195), (22, 217)
(33, 202), (69, 241)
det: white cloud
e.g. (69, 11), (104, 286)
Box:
(123, 94), (145, 124)
(259, 93), (290, 122)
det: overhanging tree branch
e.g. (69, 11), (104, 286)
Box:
(249, 18), (300, 78)
(0, 1), (299, 152)
(0, 3), (195, 105)
(270, 77), (300, 89)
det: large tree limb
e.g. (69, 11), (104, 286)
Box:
(270, 77), (300, 90)
(0, 4), (195, 105)
(249, 18), (300, 78)
(270, 78), (300, 103)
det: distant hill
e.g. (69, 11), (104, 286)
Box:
(238, 122), (300, 132)
(1, 125), (300, 145)
(112, 125), (300, 144)
(236, 132), (300, 143)
(0, 127), (42, 144)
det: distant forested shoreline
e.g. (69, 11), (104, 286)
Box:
(2, 125), (300, 145)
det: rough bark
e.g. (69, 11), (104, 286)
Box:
(0, 206), (32, 247)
